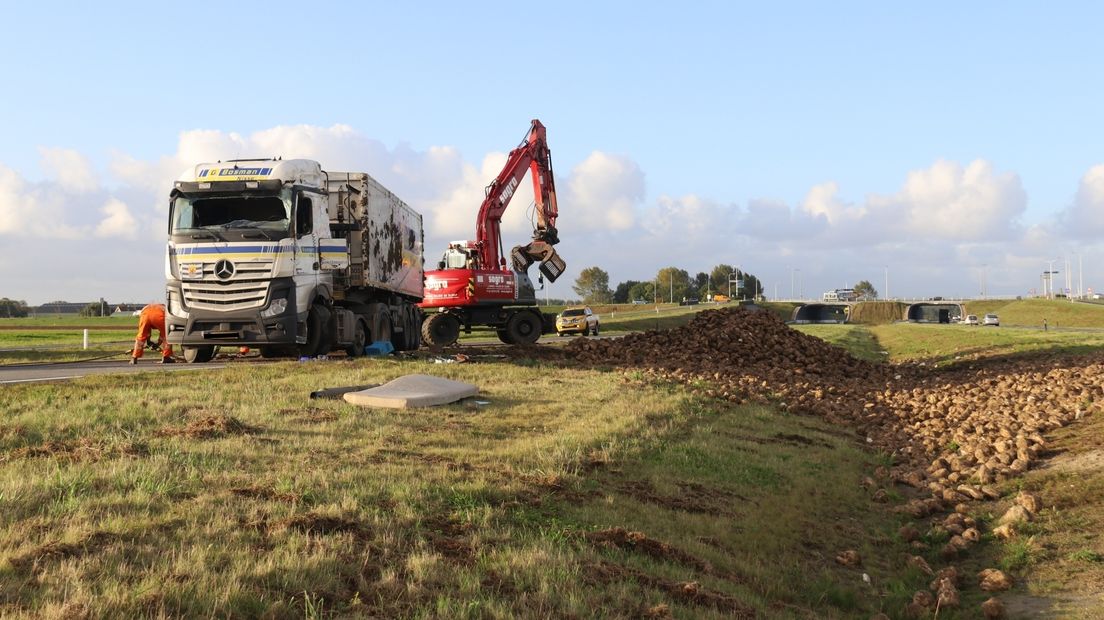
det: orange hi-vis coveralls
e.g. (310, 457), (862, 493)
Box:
(132, 303), (173, 361)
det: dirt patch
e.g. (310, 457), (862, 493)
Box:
(9, 531), (118, 572)
(1040, 448), (1104, 475)
(230, 486), (304, 504)
(273, 512), (367, 538)
(279, 407), (338, 424)
(586, 527), (713, 573)
(614, 479), (747, 516)
(422, 515), (475, 564)
(772, 432), (833, 449)
(5, 438), (148, 462)
(155, 414), (259, 439)
(585, 560), (756, 617)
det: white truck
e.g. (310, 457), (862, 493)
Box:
(164, 159), (423, 362)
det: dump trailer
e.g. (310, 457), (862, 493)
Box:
(164, 159), (423, 362)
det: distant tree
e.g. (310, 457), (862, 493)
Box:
(853, 280), (878, 300)
(709, 264), (736, 297)
(572, 267), (613, 304)
(613, 280), (641, 304)
(0, 298), (29, 318)
(655, 267), (691, 303)
(692, 272), (709, 299)
(79, 300), (109, 317)
(628, 281), (655, 303)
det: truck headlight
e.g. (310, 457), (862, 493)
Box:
(167, 291), (189, 319)
(261, 297), (288, 317)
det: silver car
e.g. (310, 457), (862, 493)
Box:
(982, 314), (1000, 326)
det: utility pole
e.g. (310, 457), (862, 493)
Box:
(790, 268), (795, 300)
(1079, 253), (1084, 299)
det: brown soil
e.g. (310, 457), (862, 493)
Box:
(155, 414), (259, 439)
(586, 527), (713, 573)
(9, 531), (118, 572)
(585, 560), (756, 617)
(278, 407), (338, 424)
(230, 486), (304, 504)
(273, 513), (367, 538)
(6, 438), (148, 462)
(614, 479), (747, 516)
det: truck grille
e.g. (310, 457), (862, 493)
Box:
(181, 260), (273, 311)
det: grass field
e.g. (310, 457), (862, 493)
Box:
(963, 298), (1104, 328)
(0, 358), (927, 618)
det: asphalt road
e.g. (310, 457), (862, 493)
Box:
(0, 360), (227, 385)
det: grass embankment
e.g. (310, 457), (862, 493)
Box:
(0, 358), (916, 618)
(964, 298), (1104, 329)
(848, 302), (906, 325)
(868, 323), (1104, 366)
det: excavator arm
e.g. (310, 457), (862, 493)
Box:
(475, 119), (566, 282)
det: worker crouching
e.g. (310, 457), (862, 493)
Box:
(131, 303), (175, 364)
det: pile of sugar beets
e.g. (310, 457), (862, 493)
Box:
(562, 306), (1104, 616)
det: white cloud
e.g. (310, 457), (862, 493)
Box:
(94, 198), (138, 239)
(562, 152), (643, 232)
(1061, 164), (1104, 238)
(38, 147), (99, 193)
(4, 125), (1099, 304)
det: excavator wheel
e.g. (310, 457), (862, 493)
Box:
(422, 312), (460, 348)
(505, 311), (541, 345)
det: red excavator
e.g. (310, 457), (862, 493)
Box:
(419, 119), (566, 346)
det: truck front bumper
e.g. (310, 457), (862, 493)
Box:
(165, 279), (301, 347)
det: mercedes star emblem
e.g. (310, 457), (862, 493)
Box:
(214, 259), (236, 280)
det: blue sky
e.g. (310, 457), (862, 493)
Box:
(2, 2), (1103, 303)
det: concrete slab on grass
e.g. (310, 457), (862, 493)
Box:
(343, 374), (479, 409)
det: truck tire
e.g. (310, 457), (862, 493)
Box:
(344, 317), (368, 357)
(496, 328), (514, 345)
(260, 346), (293, 359)
(422, 312), (460, 347)
(373, 309), (392, 345)
(505, 311), (541, 345)
(315, 306), (334, 356)
(298, 305), (325, 358)
(391, 305), (416, 351)
(183, 345), (215, 363)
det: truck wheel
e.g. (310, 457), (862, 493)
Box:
(373, 310), (392, 345)
(497, 328), (515, 345)
(344, 317), (368, 357)
(422, 313), (460, 347)
(259, 346), (292, 359)
(183, 345), (215, 363)
(506, 311), (541, 345)
(592, 323), (599, 336)
(298, 306), (325, 357)
(315, 306), (334, 356)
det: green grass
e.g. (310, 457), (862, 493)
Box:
(868, 323), (1104, 365)
(963, 298), (1104, 328)
(792, 325), (886, 362)
(0, 357), (921, 618)
(0, 316), (136, 328)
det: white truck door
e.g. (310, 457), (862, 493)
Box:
(293, 191), (323, 313)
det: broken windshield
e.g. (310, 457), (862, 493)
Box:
(171, 193), (291, 235)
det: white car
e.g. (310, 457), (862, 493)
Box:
(982, 314), (1000, 326)
(962, 315), (979, 325)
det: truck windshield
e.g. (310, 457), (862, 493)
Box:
(171, 194), (291, 234)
